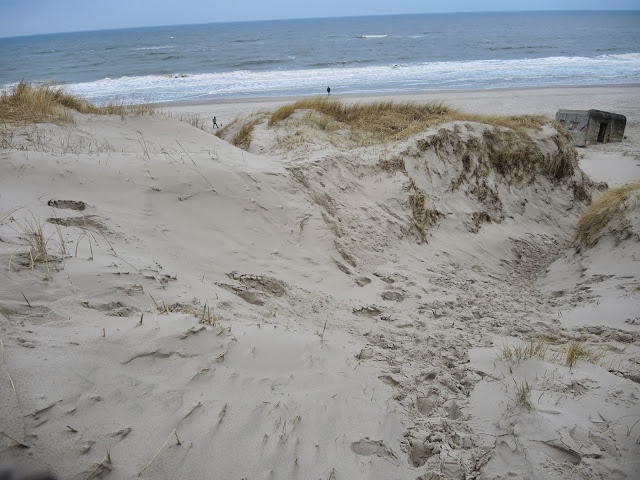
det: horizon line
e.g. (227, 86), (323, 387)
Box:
(1, 9), (639, 40)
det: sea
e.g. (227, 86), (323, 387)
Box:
(0, 11), (639, 106)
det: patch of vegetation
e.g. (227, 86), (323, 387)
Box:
(268, 97), (549, 145)
(393, 176), (446, 243)
(232, 118), (261, 149)
(575, 181), (640, 247)
(1, 81), (155, 124)
(269, 97), (347, 126)
(500, 338), (606, 369)
(565, 341), (587, 368)
(484, 129), (542, 181)
(481, 128), (577, 182)
(547, 130), (578, 180)
(378, 155), (406, 174)
(407, 188), (444, 243)
(167, 112), (206, 130)
(500, 338), (548, 363)
(270, 98), (578, 184)
(514, 379), (532, 409)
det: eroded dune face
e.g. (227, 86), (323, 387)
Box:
(1, 103), (638, 480)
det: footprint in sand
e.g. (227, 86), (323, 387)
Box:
(350, 438), (399, 465)
(47, 199), (87, 211)
(80, 301), (141, 317)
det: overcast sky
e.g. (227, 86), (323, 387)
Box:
(1, 0), (638, 38)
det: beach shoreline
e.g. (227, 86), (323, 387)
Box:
(161, 85), (640, 132)
(159, 83), (640, 108)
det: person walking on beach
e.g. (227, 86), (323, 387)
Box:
(327, 86), (331, 96)
(212, 116), (219, 129)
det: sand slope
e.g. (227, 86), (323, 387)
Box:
(1, 87), (639, 479)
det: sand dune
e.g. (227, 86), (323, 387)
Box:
(1, 86), (639, 479)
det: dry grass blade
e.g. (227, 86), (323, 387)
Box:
(175, 139), (197, 165)
(182, 402), (203, 421)
(218, 403), (227, 422)
(0, 337), (19, 408)
(137, 429), (181, 477)
(137, 131), (151, 160)
(318, 317), (328, 342)
(8, 374), (18, 402)
(187, 167), (217, 193)
(20, 292), (32, 308)
(0, 205), (26, 226)
(149, 294), (160, 310)
(87, 450), (112, 479)
(0, 431), (30, 449)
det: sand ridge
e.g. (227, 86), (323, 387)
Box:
(1, 86), (639, 479)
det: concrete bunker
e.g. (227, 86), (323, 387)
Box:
(556, 109), (626, 147)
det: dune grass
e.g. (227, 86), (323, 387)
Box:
(166, 111), (207, 130)
(232, 118), (261, 149)
(5, 211), (60, 277)
(500, 338), (548, 363)
(0, 81), (155, 124)
(566, 340), (598, 368)
(500, 337), (606, 369)
(575, 181), (640, 246)
(514, 379), (532, 409)
(266, 97), (579, 181)
(267, 96), (549, 145)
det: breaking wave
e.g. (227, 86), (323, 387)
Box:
(58, 53), (640, 105)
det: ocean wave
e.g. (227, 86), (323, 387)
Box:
(357, 34), (387, 39)
(137, 51), (173, 57)
(597, 52), (640, 61)
(225, 59), (286, 68)
(59, 53), (640, 105)
(307, 60), (372, 68)
(488, 45), (557, 51)
(131, 45), (174, 51)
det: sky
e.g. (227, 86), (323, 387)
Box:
(0, 0), (638, 38)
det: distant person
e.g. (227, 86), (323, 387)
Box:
(212, 116), (220, 129)
(327, 86), (331, 96)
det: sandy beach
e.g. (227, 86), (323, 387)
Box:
(1, 85), (639, 479)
